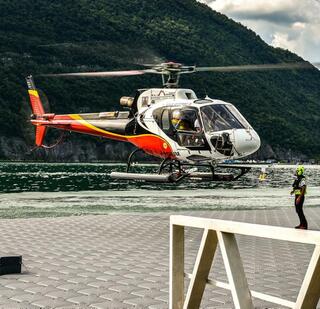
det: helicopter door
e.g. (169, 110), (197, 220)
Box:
(153, 107), (175, 136)
(153, 107), (209, 150)
(169, 108), (209, 150)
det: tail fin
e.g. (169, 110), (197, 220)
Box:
(26, 75), (47, 147)
(35, 126), (47, 147)
(26, 75), (45, 116)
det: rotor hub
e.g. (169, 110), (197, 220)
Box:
(149, 62), (195, 88)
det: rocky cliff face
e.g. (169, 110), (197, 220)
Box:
(0, 135), (307, 163)
(0, 137), (30, 160)
(251, 143), (308, 162)
(0, 135), (136, 162)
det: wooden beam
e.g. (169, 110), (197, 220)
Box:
(184, 229), (218, 309)
(185, 274), (295, 308)
(295, 245), (320, 309)
(208, 276), (295, 308)
(171, 216), (320, 245)
(170, 224), (184, 309)
(218, 231), (254, 309)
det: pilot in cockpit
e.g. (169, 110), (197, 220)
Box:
(171, 110), (191, 131)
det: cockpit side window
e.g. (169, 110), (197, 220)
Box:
(201, 104), (244, 132)
(153, 107), (208, 149)
(171, 108), (200, 132)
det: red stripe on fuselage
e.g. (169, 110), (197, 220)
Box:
(129, 135), (174, 158)
(31, 114), (175, 159)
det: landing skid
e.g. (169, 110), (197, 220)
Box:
(109, 150), (251, 183)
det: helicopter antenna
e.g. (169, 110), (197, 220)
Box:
(204, 89), (209, 99)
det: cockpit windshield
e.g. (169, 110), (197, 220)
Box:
(200, 104), (246, 132)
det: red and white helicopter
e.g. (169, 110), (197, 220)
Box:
(26, 61), (311, 182)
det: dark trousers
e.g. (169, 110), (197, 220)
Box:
(295, 195), (307, 227)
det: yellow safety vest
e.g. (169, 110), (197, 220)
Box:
(172, 119), (188, 130)
(293, 177), (307, 196)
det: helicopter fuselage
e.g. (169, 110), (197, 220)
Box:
(29, 85), (260, 163)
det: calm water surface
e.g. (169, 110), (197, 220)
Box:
(0, 162), (319, 218)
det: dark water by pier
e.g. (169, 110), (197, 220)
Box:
(0, 162), (319, 218)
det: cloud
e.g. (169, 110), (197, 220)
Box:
(292, 22), (306, 30)
(272, 32), (296, 50)
(200, 0), (320, 62)
(203, 0), (319, 23)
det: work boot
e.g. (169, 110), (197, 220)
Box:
(299, 225), (308, 230)
(295, 225), (301, 229)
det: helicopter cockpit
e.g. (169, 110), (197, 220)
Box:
(153, 102), (253, 155)
(169, 107), (208, 149)
(153, 106), (208, 149)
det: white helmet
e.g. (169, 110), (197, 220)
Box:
(172, 110), (181, 119)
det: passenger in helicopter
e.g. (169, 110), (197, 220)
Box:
(194, 118), (202, 132)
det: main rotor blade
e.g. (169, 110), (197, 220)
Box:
(195, 62), (313, 73)
(42, 70), (152, 77)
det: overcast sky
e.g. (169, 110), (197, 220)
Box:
(199, 0), (320, 63)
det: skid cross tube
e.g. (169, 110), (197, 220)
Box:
(170, 215), (320, 309)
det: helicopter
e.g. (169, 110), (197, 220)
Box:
(26, 61), (312, 183)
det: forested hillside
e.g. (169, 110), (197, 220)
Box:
(1, 0), (320, 161)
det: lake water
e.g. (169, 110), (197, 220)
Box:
(0, 162), (319, 218)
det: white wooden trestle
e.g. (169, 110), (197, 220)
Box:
(169, 215), (320, 309)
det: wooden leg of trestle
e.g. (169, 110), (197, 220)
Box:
(295, 245), (320, 309)
(184, 229), (218, 309)
(170, 224), (184, 309)
(218, 232), (254, 309)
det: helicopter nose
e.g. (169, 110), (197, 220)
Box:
(233, 129), (261, 157)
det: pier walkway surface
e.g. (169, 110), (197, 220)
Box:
(0, 207), (320, 308)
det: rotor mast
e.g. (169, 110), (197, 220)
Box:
(153, 62), (195, 88)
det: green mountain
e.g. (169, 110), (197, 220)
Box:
(1, 0), (320, 161)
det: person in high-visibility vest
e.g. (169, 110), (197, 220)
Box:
(259, 167), (267, 181)
(171, 110), (190, 131)
(290, 165), (308, 229)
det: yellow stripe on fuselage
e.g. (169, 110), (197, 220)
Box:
(68, 114), (166, 141)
